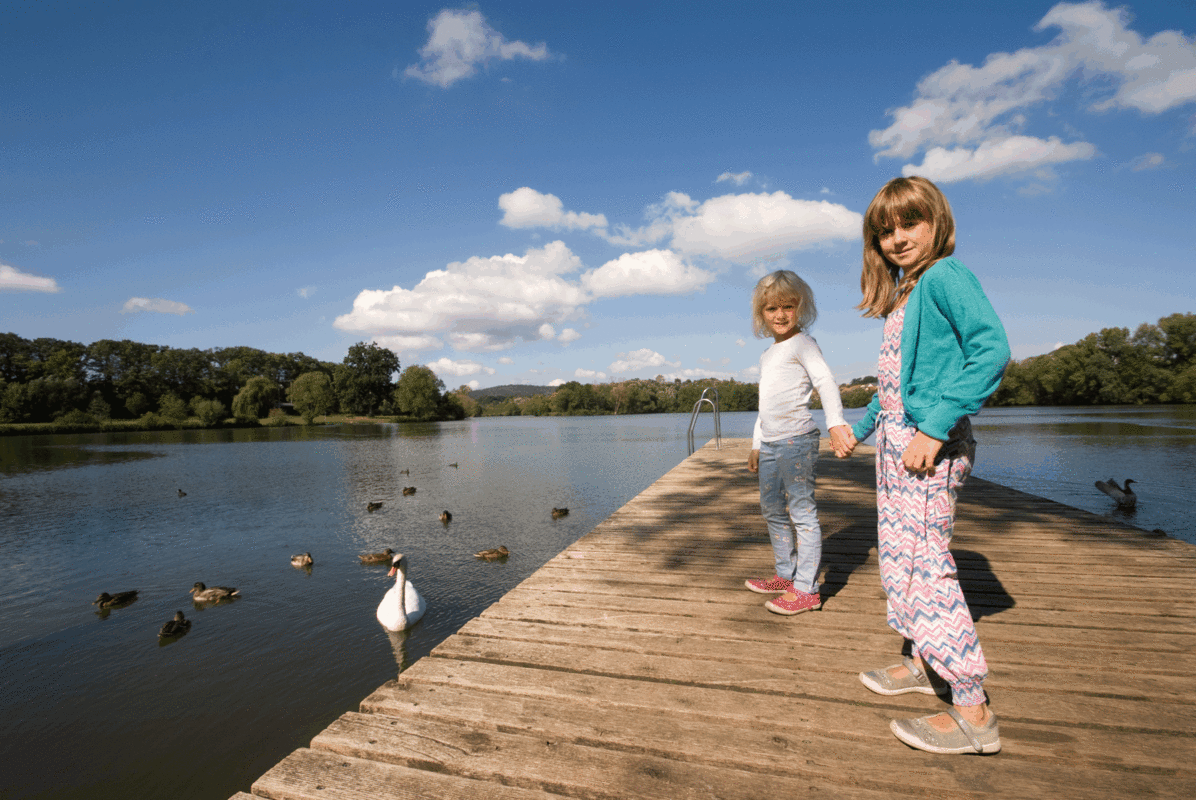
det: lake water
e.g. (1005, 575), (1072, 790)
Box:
(1, 406), (1193, 800)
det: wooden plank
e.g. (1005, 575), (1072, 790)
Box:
(234, 438), (1196, 800)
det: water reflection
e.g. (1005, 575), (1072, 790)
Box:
(387, 628), (412, 674)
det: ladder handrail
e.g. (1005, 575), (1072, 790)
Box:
(687, 387), (721, 455)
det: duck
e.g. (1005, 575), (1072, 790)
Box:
(158, 611), (191, 637)
(93, 590), (139, 609)
(474, 545), (510, 561)
(402, 487), (416, 496)
(291, 552), (314, 568)
(551, 507), (569, 519)
(359, 547), (395, 565)
(189, 582), (240, 603)
(400, 468), (410, 475)
(448, 462), (458, 468)
(1095, 478), (1137, 509)
(177, 489), (187, 498)
(439, 510), (452, 523)
(376, 552), (426, 632)
(366, 501), (383, 512)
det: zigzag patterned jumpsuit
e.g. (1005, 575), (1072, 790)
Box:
(876, 306), (988, 707)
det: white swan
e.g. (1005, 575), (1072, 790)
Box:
(376, 552), (426, 631)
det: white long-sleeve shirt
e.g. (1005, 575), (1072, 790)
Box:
(752, 332), (847, 449)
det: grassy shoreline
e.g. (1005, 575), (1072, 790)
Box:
(0, 413), (433, 437)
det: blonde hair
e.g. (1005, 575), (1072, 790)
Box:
(751, 270), (817, 339)
(857, 176), (956, 318)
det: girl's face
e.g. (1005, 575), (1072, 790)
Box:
(762, 297), (799, 342)
(878, 218), (934, 271)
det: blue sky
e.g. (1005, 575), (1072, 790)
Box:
(3, 0), (1194, 389)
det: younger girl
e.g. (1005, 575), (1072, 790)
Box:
(837, 177), (1010, 754)
(746, 270), (853, 616)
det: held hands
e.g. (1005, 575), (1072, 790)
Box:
(747, 449), (759, 473)
(902, 430), (944, 475)
(830, 425), (856, 459)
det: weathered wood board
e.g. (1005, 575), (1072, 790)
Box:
(238, 439), (1196, 799)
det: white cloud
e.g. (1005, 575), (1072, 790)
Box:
(558, 328), (581, 344)
(609, 348), (681, 375)
(903, 135), (1096, 182)
(1130, 152), (1165, 171)
(548, 378), (567, 386)
(716, 170), (752, 185)
(870, 1), (1196, 182)
(372, 334), (444, 353)
(604, 191), (860, 264)
(0, 262), (59, 293)
(334, 240), (589, 353)
(297, 286), (315, 299)
(735, 338), (746, 347)
(498, 187), (607, 231)
(574, 368), (607, 380)
(426, 357), (497, 378)
(403, 9), (551, 88)
(498, 356), (514, 365)
(121, 297), (193, 315)
(582, 249), (716, 298)
(538, 322), (556, 339)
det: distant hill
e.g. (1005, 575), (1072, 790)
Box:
(470, 384), (556, 400)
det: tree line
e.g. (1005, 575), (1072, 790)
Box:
(0, 335), (459, 427)
(989, 312), (1196, 406)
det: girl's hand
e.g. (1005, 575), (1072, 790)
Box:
(748, 449), (760, 473)
(830, 426), (856, 458)
(902, 430), (944, 475)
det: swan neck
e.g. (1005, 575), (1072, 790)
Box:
(395, 567), (407, 614)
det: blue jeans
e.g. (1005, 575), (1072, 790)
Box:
(758, 431), (821, 594)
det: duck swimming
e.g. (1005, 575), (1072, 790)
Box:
(189, 582), (240, 603)
(359, 548), (395, 565)
(178, 489), (187, 498)
(93, 590), (139, 609)
(366, 501), (383, 512)
(291, 552), (314, 568)
(376, 552), (426, 632)
(439, 510), (452, 523)
(402, 487), (416, 496)
(1095, 478), (1137, 509)
(158, 611), (191, 637)
(474, 546), (510, 561)
(551, 507), (569, 519)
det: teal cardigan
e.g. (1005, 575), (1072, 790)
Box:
(852, 257), (1010, 443)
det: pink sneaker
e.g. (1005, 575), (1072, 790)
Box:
(745, 575), (793, 594)
(765, 591), (822, 615)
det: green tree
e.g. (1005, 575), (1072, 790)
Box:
(158, 393), (188, 422)
(232, 376), (278, 421)
(288, 371), (336, 424)
(335, 342), (400, 416)
(395, 365), (445, 420)
(192, 398), (227, 426)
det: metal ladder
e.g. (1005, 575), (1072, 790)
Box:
(687, 386), (721, 455)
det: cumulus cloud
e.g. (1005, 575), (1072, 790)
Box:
(903, 136), (1096, 182)
(582, 249), (715, 298)
(548, 378), (568, 386)
(426, 357), (497, 378)
(609, 348), (680, 375)
(558, 328), (581, 344)
(602, 191), (860, 264)
(716, 171), (753, 185)
(334, 240), (589, 353)
(403, 9), (551, 88)
(1130, 152), (1165, 170)
(0, 262), (59, 292)
(870, 1), (1196, 182)
(735, 338), (746, 347)
(372, 334), (445, 353)
(498, 356), (514, 365)
(121, 297), (193, 315)
(574, 368), (608, 380)
(499, 187), (607, 231)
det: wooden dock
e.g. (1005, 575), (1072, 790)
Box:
(234, 439), (1196, 799)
